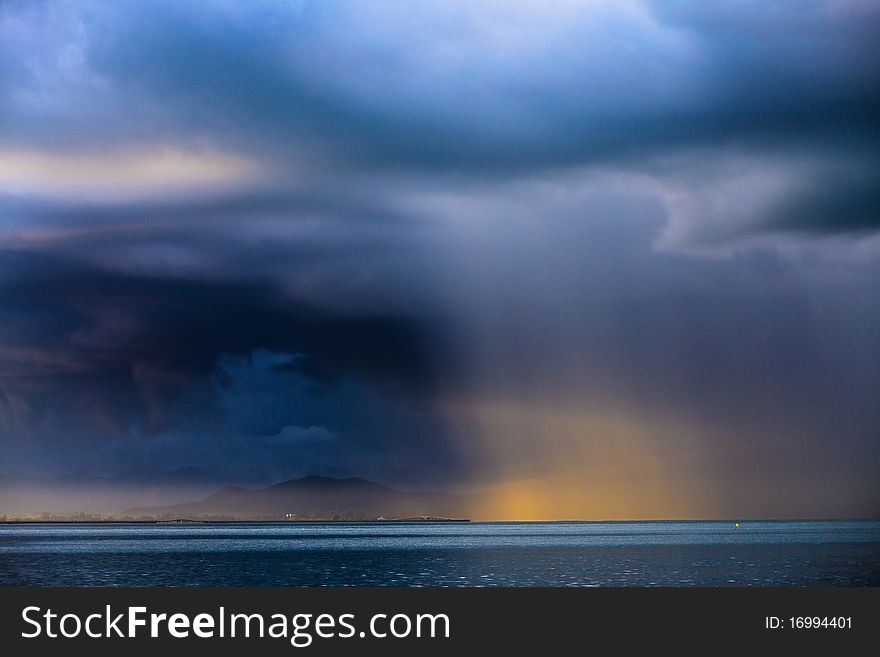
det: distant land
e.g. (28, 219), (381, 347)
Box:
(122, 475), (472, 521)
(0, 467), (265, 516)
(4, 472), (877, 522)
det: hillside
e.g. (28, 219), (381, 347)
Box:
(124, 475), (470, 520)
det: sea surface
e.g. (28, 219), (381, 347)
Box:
(1, 520), (879, 586)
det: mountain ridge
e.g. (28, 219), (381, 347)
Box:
(124, 474), (471, 520)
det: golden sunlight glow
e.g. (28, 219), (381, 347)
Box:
(450, 398), (719, 520)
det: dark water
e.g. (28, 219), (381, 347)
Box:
(1, 521), (879, 586)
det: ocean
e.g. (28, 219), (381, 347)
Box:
(1, 520), (878, 586)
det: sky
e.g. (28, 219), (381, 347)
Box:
(1, 0), (878, 518)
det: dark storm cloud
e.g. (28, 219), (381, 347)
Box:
(0, 187), (409, 230)
(770, 166), (880, 234)
(1, 0), (876, 242)
(645, 148), (880, 247)
(1, 1), (877, 167)
(0, 247), (460, 480)
(0, 249), (435, 390)
(0, 188), (417, 288)
(0, 1), (878, 513)
(94, 349), (462, 487)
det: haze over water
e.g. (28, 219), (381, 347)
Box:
(2, 521), (878, 587)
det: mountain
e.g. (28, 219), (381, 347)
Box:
(123, 475), (471, 520)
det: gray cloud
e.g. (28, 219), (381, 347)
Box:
(1, 2), (876, 164)
(0, 1), (878, 515)
(1, 1), (877, 243)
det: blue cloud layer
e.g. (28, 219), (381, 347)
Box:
(0, 1), (878, 514)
